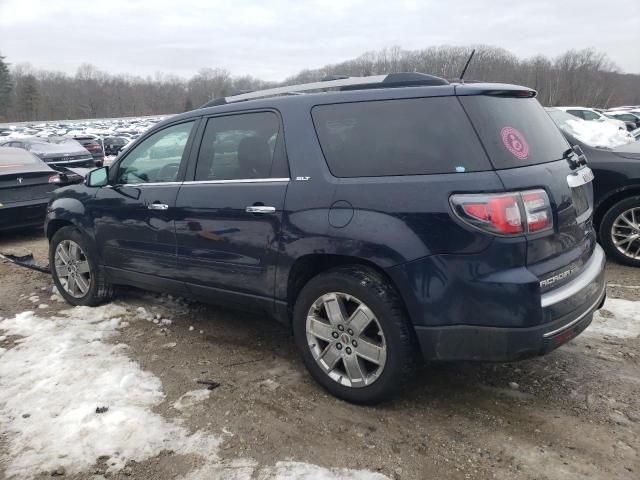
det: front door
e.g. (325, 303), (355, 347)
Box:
(93, 120), (197, 286)
(174, 111), (289, 308)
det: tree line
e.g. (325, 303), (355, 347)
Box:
(0, 45), (639, 123)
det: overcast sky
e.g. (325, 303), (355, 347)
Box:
(1, 0), (639, 80)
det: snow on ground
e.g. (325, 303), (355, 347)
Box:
(587, 297), (640, 339)
(173, 389), (212, 411)
(0, 304), (389, 480)
(0, 304), (220, 478)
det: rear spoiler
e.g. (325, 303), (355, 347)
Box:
(454, 83), (537, 98)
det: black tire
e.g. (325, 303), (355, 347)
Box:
(49, 226), (114, 306)
(599, 196), (640, 268)
(292, 266), (417, 404)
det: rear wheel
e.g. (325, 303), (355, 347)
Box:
(293, 266), (416, 404)
(49, 226), (114, 306)
(599, 196), (640, 267)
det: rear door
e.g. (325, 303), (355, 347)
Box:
(93, 120), (197, 286)
(459, 94), (596, 286)
(174, 110), (289, 308)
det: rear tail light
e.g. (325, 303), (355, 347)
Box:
(450, 189), (553, 236)
(48, 174), (61, 184)
(522, 190), (552, 232)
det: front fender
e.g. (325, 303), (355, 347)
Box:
(45, 190), (96, 242)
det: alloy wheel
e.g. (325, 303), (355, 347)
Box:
(611, 207), (640, 260)
(54, 240), (91, 298)
(306, 292), (387, 388)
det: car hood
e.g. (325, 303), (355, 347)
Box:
(612, 141), (640, 160)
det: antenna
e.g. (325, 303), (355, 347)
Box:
(459, 49), (476, 82)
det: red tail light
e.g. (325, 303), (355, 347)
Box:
(451, 190), (552, 236)
(48, 174), (61, 184)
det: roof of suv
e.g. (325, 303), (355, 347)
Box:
(151, 74), (536, 131)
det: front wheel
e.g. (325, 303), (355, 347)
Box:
(293, 266), (417, 404)
(599, 196), (640, 268)
(49, 226), (114, 306)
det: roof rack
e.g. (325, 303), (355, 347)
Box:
(201, 72), (449, 108)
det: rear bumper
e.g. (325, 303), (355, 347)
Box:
(0, 198), (49, 231)
(410, 245), (607, 362)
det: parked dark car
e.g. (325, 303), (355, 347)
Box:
(547, 108), (640, 267)
(0, 137), (96, 167)
(103, 136), (129, 156)
(45, 74), (605, 403)
(0, 147), (82, 231)
(73, 135), (105, 166)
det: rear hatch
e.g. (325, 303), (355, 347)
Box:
(458, 89), (596, 291)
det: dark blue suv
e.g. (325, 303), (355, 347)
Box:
(45, 73), (606, 403)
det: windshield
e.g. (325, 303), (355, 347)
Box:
(546, 109), (635, 149)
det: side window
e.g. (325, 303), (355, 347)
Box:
(582, 110), (600, 121)
(195, 112), (284, 181)
(567, 110), (584, 119)
(117, 121), (194, 184)
(312, 97), (491, 177)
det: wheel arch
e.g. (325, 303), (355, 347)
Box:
(285, 254), (408, 322)
(594, 186), (640, 230)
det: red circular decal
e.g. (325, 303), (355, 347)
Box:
(501, 127), (529, 160)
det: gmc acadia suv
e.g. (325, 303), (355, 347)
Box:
(45, 73), (606, 404)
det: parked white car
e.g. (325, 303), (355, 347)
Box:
(605, 110), (640, 131)
(556, 106), (628, 131)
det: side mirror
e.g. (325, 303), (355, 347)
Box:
(86, 166), (109, 187)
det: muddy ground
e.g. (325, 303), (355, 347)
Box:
(0, 228), (638, 480)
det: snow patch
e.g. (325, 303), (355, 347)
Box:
(179, 460), (389, 480)
(0, 304), (221, 479)
(257, 462), (390, 479)
(563, 119), (634, 149)
(587, 298), (640, 339)
(173, 389), (211, 411)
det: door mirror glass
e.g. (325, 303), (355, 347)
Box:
(86, 166), (109, 187)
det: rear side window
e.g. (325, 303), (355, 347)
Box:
(195, 111), (287, 181)
(460, 96), (570, 169)
(311, 97), (491, 177)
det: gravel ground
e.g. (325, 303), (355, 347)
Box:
(0, 229), (638, 480)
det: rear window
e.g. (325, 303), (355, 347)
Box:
(460, 96), (570, 169)
(311, 97), (491, 177)
(0, 151), (40, 167)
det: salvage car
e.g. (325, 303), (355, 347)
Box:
(0, 137), (96, 167)
(45, 74), (605, 403)
(547, 107), (640, 267)
(557, 106), (628, 131)
(103, 136), (129, 156)
(73, 135), (105, 166)
(0, 147), (82, 231)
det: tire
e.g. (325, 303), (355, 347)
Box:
(49, 226), (114, 306)
(599, 196), (640, 268)
(292, 266), (417, 404)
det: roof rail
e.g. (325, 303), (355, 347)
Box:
(201, 72), (449, 108)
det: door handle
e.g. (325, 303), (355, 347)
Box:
(245, 205), (276, 214)
(148, 203), (169, 210)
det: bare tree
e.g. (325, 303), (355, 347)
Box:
(3, 46), (639, 122)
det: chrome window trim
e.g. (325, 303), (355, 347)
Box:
(106, 178), (290, 188)
(106, 182), (183, 188)
(182, 178), (290, 185)
(540, 244), (605, 308)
